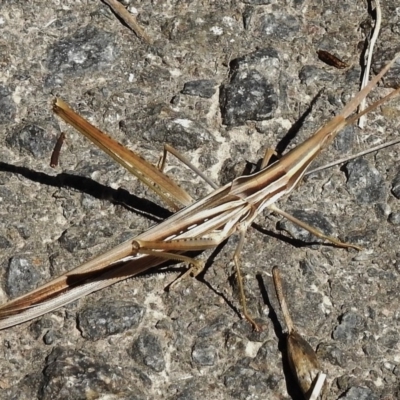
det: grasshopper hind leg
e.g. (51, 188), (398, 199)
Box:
(269, 204), (361, 250)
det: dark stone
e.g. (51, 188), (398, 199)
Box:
(40, 347), (145, 399)
(259, 13), (300, 40)
(6, 124), (55, 158)
(0, 85), (16, 124)
(299, 65), (335, 84)
(252, 340), (280, 372)
(170, 377), (226, 400)
(372, 48), (400, 88)
(231, 319), (268, 342)
(29, 318), (54, 340)
(129, 330), (166, 372)
(388, 212), (400, 225)
(191, 341), (217, 366)
(2, 373), (42, 400)
(317, 342), (346, 367)
(242, 6), (254, 30)
(196, 315), (230, 337)
(163, 118), (214, 149)
(121, 104), (214, 151)
(334, 125), (355, 153)
(229, 47), (280, 72)
(243, 0), (271, 4)
(45, 25), (118, 87)
(344, 228), (377, 247)
(362, 336), (379, 357)
(58, 218), (116, 253)
(78, 301), (145, 341)
(43, 330), (60, 345)
(340, 386), (379, 400)
(333, 311), (365, 343)
(6, 256), (42, 297)
(218, 158), (249, 186)
(377, 329), (399, 350)
(182, 79), (216, 98)
(299, 259), (317, 276)
(223, 364), (272, 399)
(345, 158), (386, 203)
(391, 168), (400, 199)
(0, 235), (12, 249)
(220, 69), (277, 126)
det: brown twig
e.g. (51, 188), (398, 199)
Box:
(317, 50), (348, 69)
(272, 266), (295, 333)
(50, 132), (66, 168)
(102, 0), (152, 44)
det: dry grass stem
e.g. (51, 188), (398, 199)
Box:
(358, 0), (382, 128)
(102, 0), (152, 44)
(308, 372), (327, 400)
(306, 137), (400, 175)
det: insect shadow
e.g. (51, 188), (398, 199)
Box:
(0, 161), (171, 223)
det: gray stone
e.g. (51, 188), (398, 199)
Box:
(388, 212), (400, 225)
(78, 301), (145, 340)
(299, 65), (335, 85)
(317, 342), (346, 367)
(182, 79), (216, 98)
(345, 158), (386, 203)
(45, 25), (118, 87)
(121, 104), (214, 150)
(220, 69), (277, 126)
(259, 13), (300, 41)
(40, 347), (146, 400)
(223, 364), (276, 399)
(333, 311), (365, 343)
(6, 124), (55, 158)
(372, 48), (400, 88)
(129, 330), (165, 372)
(192, 341), (217, 366)
(6, 256), (42, 297)
(58, 218), (117, 253)
(0, 85), (16, 124)
(0, 235), (11, 249)
(391, 168), (400, 199)
(334, 125), (355, 153)
(340, 386), (379, 400)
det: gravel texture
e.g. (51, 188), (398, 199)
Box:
(0, 1), (400, 399)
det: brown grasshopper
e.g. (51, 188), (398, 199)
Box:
(0, 55), (399, 331)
